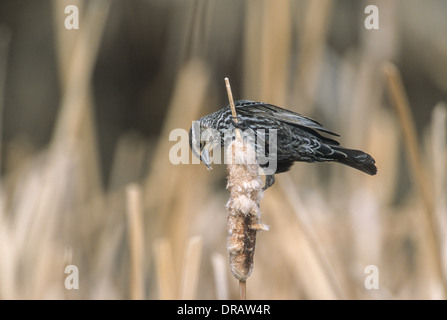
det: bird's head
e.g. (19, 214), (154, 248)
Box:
(189, 120), (221, 170)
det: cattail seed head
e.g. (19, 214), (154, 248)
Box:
(226, 137), (268, 281)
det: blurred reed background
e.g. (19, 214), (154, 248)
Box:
(0, 0), (446, 299)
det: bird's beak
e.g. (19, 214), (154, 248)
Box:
(201, 147), (212, 170)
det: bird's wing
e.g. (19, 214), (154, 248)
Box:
(235, 100), (340, 137)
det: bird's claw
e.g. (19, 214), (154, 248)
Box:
(231, 116), (250, 131)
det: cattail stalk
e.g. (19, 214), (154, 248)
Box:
(224, 78), (268, 299)
(126, 183), (145, 300)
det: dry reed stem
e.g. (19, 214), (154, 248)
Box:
(211, 253), (229, 300)
(0, 28), (10, 175)
(242, 2), (263, 99)
(430, 103), (447, 281)
(259, 0), (291, 105)
(51, 0), (84, 89)
(126, 183), (145, 300)
(225, 77), (237, 120)
(384, 63), (433, 214)
(384, 62), (447, 296)
(225, 76), (241, 142)
(153, 238), (177, 299)
(51, 0), (107, 200)
(294, 0), (333, 114)
(243, 1), (291, 105)
(0, 213), (16, 299)
(431, 103), (446, 212)
(51, 0), (110, 147)
(179, 236), (203, 299)
(239, 280), (246, 300)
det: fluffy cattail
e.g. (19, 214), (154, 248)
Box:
(226, 137), (269, 281)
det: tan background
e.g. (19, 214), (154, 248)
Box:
(0, 0), (445, 299)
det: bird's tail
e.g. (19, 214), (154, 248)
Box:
(333, 147), (377, 175)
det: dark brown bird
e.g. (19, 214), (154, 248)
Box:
(189, 100), (377, 189)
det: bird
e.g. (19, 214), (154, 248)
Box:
(189, 100), (377, 190)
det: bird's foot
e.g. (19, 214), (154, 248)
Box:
(230, 116), (250, 131)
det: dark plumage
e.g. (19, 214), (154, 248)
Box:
(189, 100), (377, 189)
